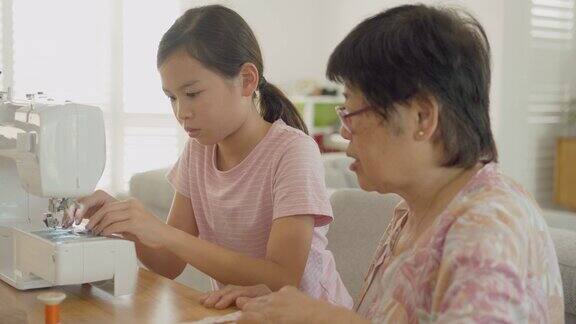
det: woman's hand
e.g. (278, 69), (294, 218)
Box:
(85, 198), (168, 249)
(236, 286), (366, 324)
(198, 284), (272, 310)
(63, 190), (117, 227)
(236, 286), (324, 323)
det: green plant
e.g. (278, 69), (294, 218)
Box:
(294, 102), (342, 128)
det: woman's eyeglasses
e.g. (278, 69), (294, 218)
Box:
(335, 105), (371, 132)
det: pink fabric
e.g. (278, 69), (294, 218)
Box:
(167, 120), (353, 308)
(355, 163), (564, 323)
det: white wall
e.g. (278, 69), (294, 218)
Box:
(181, 0), (504, 127)
(329, 0), (504, 132)
(182, 0), (337, 91)
(227, 0), (337, 91)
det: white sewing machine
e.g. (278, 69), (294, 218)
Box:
(0, 88), (137, 296)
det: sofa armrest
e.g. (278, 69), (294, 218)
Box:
(129, 167), (174, 222)
(322, 152), (359, 189)
(549, 227), (576, 318)
(129, 153), (359, 220)
(327, 189), (401, 301)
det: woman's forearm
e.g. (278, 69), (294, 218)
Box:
(160, 225), (302, 290)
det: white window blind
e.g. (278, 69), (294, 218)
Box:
(531, 0), (574, 43)
(0, 0), (14, 92)
(526, 0), (576, 207)
(1, 0), (187, 194)
(0, 0), (5, 90)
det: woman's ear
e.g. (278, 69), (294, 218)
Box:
(413, 94), (439, 141)
(238, 63), (259, 97)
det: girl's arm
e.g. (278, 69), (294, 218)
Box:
(127, 192), (199, 279)
(86, 198), (314, 291)
(162, 214), (314, 290)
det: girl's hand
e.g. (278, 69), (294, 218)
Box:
(198, 284), (272, 310)
(86, 198), (167, 248)
(63, 190), (117, 228)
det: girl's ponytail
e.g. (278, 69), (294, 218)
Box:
(259, 78), (308, 134)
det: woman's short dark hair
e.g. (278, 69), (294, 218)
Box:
(158, 5), (308, 134)
(327, 4), (497, 168)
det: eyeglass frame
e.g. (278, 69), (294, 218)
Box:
(335, 105), (372, 132)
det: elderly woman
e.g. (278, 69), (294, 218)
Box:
(204, 4), (565, 323)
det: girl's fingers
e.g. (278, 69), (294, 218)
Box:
(74, 190), (116, 225)
(93, 211), (131, 235)
(198, 293), (209, 303)
(100, 220), (131, 236)
(215, 289), (252, 309)
(203, 292), (224, 308)
(87, 201), (131, 230)
(73, 204), (86, 225)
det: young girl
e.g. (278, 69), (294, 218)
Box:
(65, 5), (352, 310)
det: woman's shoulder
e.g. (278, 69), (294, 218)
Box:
(434, 165), (562, 312)
(453, 163), (542, 222)
(441, 163), (550, 255)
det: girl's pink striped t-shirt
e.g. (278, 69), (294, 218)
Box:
(166, 120), (353, 308)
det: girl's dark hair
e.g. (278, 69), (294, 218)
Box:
(157, 5), (308, 134)
(327, 4), (497, 168)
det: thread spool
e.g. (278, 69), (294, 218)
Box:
(37, 292), (66, 324)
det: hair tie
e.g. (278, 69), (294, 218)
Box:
(259, 76), (268, 89)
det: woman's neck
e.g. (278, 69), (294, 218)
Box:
(399, 163), (483, 232)
(216, 108), (271, 171)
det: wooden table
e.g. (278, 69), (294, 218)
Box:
(0, 268), (235, 324)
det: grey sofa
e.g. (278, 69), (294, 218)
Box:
(128, 153), (359, 293)
(329, 189), (576, 322)
(129, 153), (358, 220)
(129, 153), (576, 321)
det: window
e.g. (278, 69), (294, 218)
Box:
(531, 0), (575, 44)
(118, 1), (185, 191)
(525, 0), (576, 207)
(1, 0), (186, 194)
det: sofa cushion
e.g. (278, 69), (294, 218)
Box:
(327, 189), (401, 301)
(322, 153), (359, 189)
(328, 189), (576, 318)
(129, 167), (174, 221)
(129, 153), (360, 220)
(544, 209), (576, 232)
(549, 227), (576, 318)
(129, 169), (576, 318)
